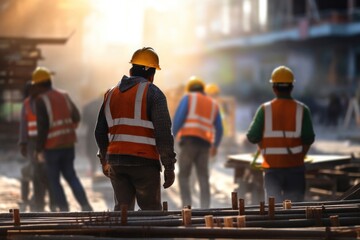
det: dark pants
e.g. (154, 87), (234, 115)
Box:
(20, 161), (32, 203)
(110, 165), (161, 211)
(263, 166), (305, 203)
(178, 139), (210, 209)
(32, 162), (51, 211)
(25, 139), (50, 212)
(44, 147), (91, 211)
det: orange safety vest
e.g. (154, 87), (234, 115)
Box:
(179, 92), (219, 144)
(104, 82), (159, 160)
(24, 97), (38, 137)
(40, 89), (77, 149)
(260, 99), (305, 168)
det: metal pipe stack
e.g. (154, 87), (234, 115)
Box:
(0, 193), (359, 239)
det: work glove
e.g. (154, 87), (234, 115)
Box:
(163, 169), (175, 189)
(102, 163), (111, 178)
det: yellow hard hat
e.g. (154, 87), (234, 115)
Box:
(270, 66), (295, 84)
(205, 83), (220, 96)
(129, 47), (161, 70)
(186, 76), (205, 92)
(31, 67), (52, 85)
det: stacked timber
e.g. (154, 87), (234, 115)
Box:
(0, 193), (359, 239)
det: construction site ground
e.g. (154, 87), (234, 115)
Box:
(1, 117), (360, 213)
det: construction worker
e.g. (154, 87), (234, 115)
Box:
(82, 95), (103, 178)
(95, 47), (177, 211)
(205, 83), (220, 98)
(32, 67), (93, 212)
(205, 83), (232, 138)
(173, 76), (223, 209)
(18, 81), (49, 211)
(246, 66), (315, 203)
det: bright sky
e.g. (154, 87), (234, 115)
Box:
(86, 0), (178, 45)
(86, 0), (143, 45)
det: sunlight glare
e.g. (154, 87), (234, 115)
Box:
(88, 0), (144, 44)
(259, 0), (267, 27)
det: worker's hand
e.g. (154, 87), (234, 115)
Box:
(36, 151), (45, 163)
(20, 144), (27, 158)
(210, 146), (217, 157)
(163, 169), (175, 189)
(102, 163), (111, 178)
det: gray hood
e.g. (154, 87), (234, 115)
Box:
(119, 75), (148, 92)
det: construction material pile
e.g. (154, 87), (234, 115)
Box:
(1, 193), (359, 239)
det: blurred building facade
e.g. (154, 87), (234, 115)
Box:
(2, 0), (360, 148)
(144, 0), (360, 109)
(0, 0), (88, 148)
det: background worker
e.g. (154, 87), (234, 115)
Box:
(204, 83), (223, 166)
(246, 66), (315, 203)
(18, 81), (49, 211)
(82, 95), (103, 178)
(205, 83), (220, 98)
(32, 67), (93, 212)
(173, 76), (223, 209)
(95, 47), (177, 211)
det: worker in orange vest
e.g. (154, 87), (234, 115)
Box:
(246, 66), (315, 202)
(18, 81), (52, 211)
(32, 67), (93, 212)
(95, 47), (177, 211)
(173, 76), (223, 209)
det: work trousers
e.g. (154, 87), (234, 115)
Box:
(44, 147), (91, 211)
(25, 139), (49, 211)
(178, 139), (210, 209)
(32, 162), (49, 211)
(263, 166), (306, 203)
(110, 165), (162, 211)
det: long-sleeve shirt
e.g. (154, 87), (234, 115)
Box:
(35, 87), (80, 152)
(246, 95), (315, 146)
(172, 93), (224, 147)
(95, 75), (177, 171)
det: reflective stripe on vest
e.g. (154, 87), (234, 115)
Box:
(24, 97), (38, 137)
(105, 82), (155, 144)
(41, 89), (76, 148)
(263, 101), (303, 138)
(104, 81), (159, 159)
(261, 100), (304, 168)
(180, 93), (218, 143)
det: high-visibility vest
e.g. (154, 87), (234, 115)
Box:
(104, 82), (159, 160)
(179, 92), (219, 144)
(260, 99), (305, 168)
(24, 97), (37, 137)
(40, 89), (77, 149)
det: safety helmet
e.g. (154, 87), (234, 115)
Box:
(205, 83), (220, 96)
(270, 66), (295, 84)
(186, 76), (205, 92)
(31, 66), (52, 85)
(129, 47), (161, 70)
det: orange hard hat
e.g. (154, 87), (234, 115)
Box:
(270, 66), (295, 84)
(205, 83), (220, 96)
(186, 76), (205, 92)
(129, 47), (161, 70)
